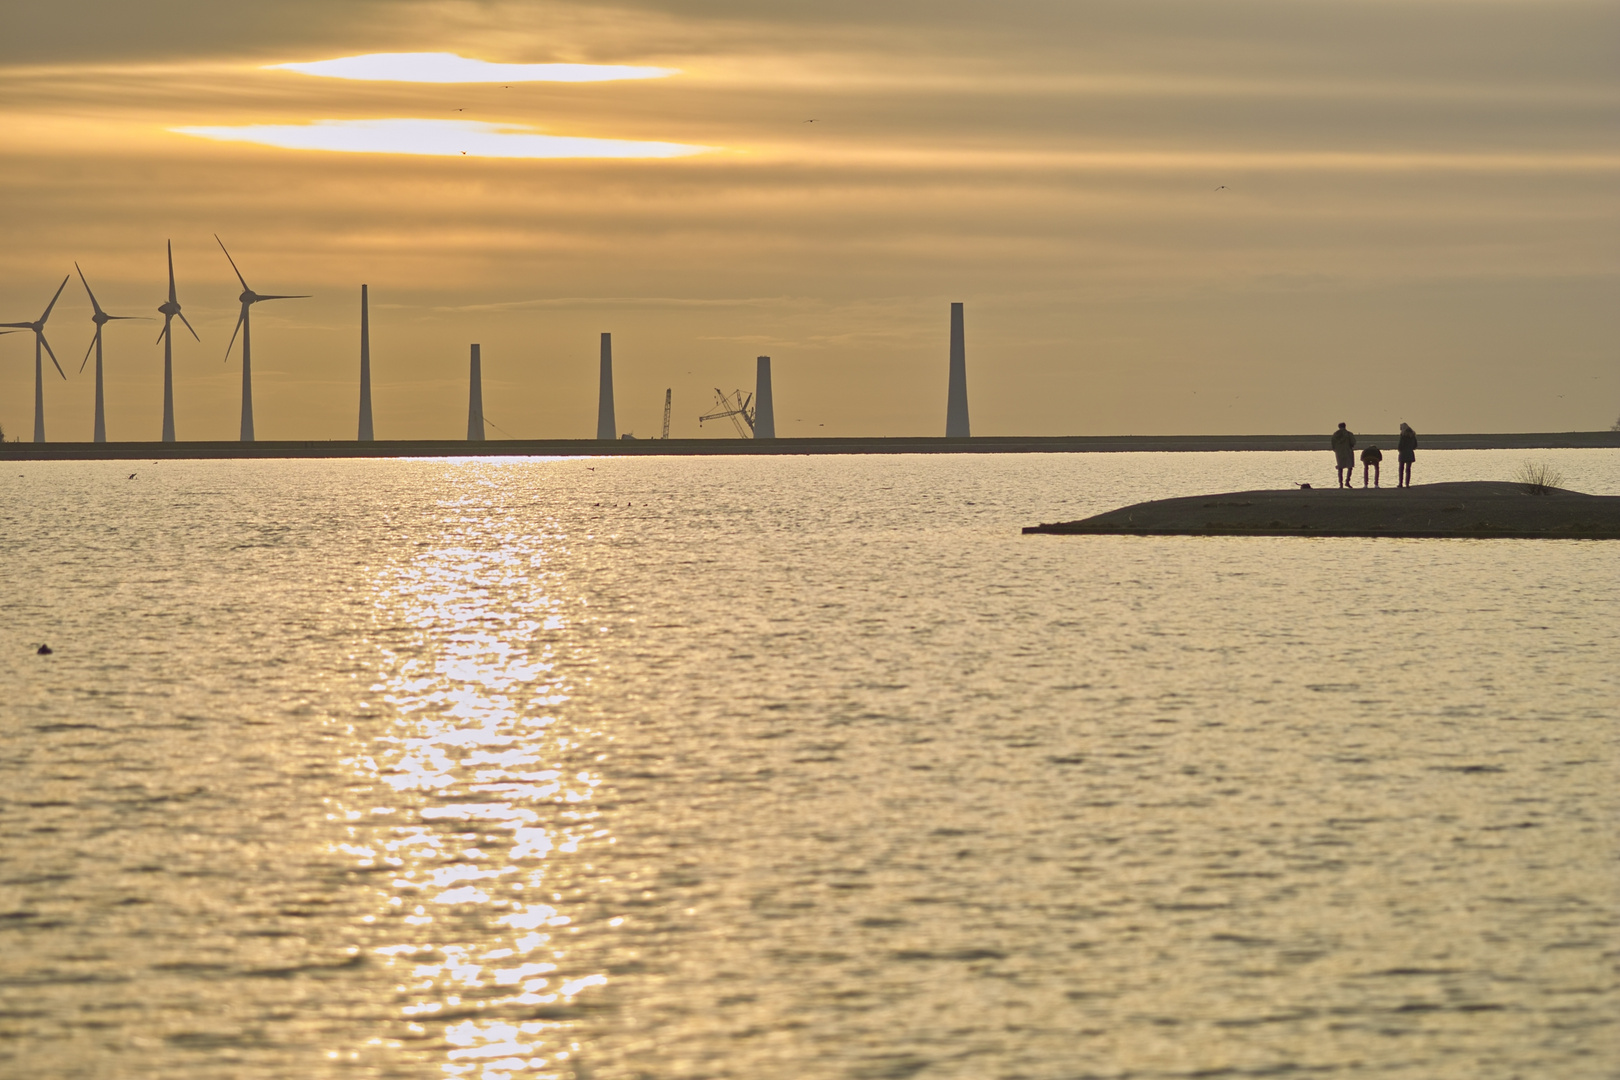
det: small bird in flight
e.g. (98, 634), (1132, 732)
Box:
(803, 119), (818, 123)
(1214, 185), (1227, 191)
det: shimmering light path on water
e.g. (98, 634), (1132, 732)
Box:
(2, 451), (1616, 1079)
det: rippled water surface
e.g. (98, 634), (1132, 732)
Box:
(3, 450), (1617, 1080)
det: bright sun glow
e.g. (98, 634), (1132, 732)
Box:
(170, 119), (713, 159)
(267, 52), (676, 83)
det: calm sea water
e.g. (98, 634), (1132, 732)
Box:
(2, 450), (1616, 1080)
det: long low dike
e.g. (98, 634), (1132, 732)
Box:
(2, 432), (1617, 461)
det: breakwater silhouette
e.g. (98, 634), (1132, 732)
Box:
(4, 431), (1617, 461)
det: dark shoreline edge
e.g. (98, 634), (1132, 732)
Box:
(4, 432), (1618, 461)
(1023, 481), (1620, 540)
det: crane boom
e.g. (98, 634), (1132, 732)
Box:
(698, 388), (754, 437)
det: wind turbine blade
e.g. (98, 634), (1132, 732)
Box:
(167, 240), (178, 304)
(178, 311), (200, 341)
(41, 333), (66, 379)
(75, 262), (106, 318)
(223, 306), (246, 361)
(215, 235), (250, 292)
(255, 294), (311, 302)
(156, 318), (170, 346)
(0, 322), (33, 330)
(81, 328), (98, 372)
(39, 275), (70, 324)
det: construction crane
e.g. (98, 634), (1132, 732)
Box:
(698, 388), (754, 437)
(661, 388), (672, 439)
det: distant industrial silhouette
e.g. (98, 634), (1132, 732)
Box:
(946, 302), (970, 438)
(0, 265), (998, 444)
(597, 333), (616, 439)
(358, 285), (374, 441)
(76, 264), (142, 444)
(1, 277), (69, 443)
(699, 387), (755, 436)
(754, 356), (776, 438)
(155, 241), (198, 443)
(217, 235), (309, 442)
(467, 343), (485, 441)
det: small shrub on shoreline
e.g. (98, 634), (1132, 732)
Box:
(1515, 461), (1565, 496)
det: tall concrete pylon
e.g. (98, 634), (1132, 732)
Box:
(596, 332), (616, 440)
(754, 356), (776, 438)
(945, 302), (970, 438)
(32, 346), (46, 446)
(358, 285), (374, 441)
(467, 343), (485, 441)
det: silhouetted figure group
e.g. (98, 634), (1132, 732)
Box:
(1330, 422), (1417, 488)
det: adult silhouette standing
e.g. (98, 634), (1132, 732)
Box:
(1397, 423), (1418, 487)
(1331, 422), (1357, 488)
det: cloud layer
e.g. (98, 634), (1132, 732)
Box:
(173, 118), (713, 159)
(268, 53), (676, 83)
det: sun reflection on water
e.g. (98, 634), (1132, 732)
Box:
(332, 490), (614, 1078)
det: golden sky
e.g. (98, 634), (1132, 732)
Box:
(2, 0), (1616, 440)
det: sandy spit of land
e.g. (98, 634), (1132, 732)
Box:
(1024, 481), (1620, 539)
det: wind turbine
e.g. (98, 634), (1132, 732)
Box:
(76, 264), (145, 444)
(216, 235), (309, 442)
(155, 240), (199, 442)
(1, 277), (69, 443)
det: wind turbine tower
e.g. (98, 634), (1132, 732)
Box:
(754, 356), (776, 438)
(1, 277), (69, 443)
(945, 302), (970, 438)
(155, 241), (199, 443)
(596, 333), (616, 439)
(76, 264), (142, 443)
(358, 285), (374, 441)
(467, 343), (485, 441)
(217, 235), (310, 442)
